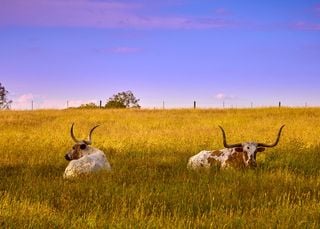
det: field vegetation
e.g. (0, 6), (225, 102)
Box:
(1, 108), (320, 228)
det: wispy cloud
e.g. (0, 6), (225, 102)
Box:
(111, 47), (141, 54)
(286, 4), (320, 31)
(314, 4), (320, 16)
(0, 0), (234, 29)
(11, 93), (97, 109)
(215, 93), (236, 100)
(12, 93), (34, 109)
(292, 21), (320, 31)
(95, 47), (142, 54)
(213, 8), (232, 16)
(16, 93), (34, 103)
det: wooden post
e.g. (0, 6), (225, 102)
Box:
(279, 101), (281, 108)
(99, 100), (102, 108)
(193, 101), (196, 109)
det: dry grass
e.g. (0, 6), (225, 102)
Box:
(1, 108), (320, 228)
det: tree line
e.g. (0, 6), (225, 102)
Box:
(0, 82), (140, 110)
(79, 90), (140, 109)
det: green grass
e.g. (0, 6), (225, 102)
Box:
(1, 108), (320, 228)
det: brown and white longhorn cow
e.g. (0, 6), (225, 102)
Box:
(187, 125), (285, 170)
(63, 123), (111, 178)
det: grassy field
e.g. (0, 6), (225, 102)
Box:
(1, 108), (320, 228)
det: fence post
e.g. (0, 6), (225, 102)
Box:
(194, 101), (196, 109)
(279, 101), (281, 108)
(99, 100), (102, 108)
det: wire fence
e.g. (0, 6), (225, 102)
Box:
(6, 99), (313, 111)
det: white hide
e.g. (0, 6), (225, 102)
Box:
(187, 149), (233, 170)
(63, 149), (111, 178)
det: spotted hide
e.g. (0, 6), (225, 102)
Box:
(188, 125), (285, 170)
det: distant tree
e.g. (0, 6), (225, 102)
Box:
(79, 102), (98, 109)
(0, 83), (12, 110)
(105, 100), (126, 109)
(105, 91), (140, 109)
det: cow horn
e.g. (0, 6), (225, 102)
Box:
(84, 125), (100, 145)
(70, 123), (81, 143)
(257, 125), (285, 148)
(219, 126), (242, 148)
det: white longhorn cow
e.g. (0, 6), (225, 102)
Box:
(63, 123), (111, 178)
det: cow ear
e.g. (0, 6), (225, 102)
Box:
(235, 147), (243, 152)
(257, 147), (265, 152)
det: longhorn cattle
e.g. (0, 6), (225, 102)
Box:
(63, 123), (111, 178)
(187, 125), (285, 170)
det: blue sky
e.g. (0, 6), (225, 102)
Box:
(1, 0), (320, 109)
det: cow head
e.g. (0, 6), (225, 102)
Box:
(219, 125), (285, 168)
(65, 123), (100, 161)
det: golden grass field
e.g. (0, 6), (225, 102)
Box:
(1, 108), (320, 228)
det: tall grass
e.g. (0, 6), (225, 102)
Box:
(1, 108), (320, 228)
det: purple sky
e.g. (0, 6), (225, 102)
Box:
(1, 0), (320, 109)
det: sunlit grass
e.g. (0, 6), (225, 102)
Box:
(1, 108), (320, 228)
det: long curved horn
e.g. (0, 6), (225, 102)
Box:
(84, 125), (100, 145)
(257, 125), (285, 148)
(219, 125), (242, 148)
(70, 123), (81, 143)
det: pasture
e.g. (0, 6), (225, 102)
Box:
(1, 108), (320, 228)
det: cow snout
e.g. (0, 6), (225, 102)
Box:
(65, 154), (72, 161)
(248, 160), (257, 168)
